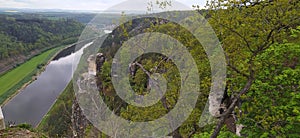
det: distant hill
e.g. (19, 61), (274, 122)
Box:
(0, 13), (84, 74)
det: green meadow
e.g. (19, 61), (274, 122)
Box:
(0, 47), (61, 105)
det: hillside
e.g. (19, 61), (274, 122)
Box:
(20, 0), (300, 137)
(82, 1), (300, 137)
(0, 14), (84, 74)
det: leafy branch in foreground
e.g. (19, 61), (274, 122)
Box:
(204, 0), (300, 137)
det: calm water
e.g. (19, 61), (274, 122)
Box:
(2, 42), (92, 127)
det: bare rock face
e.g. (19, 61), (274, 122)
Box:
(0, 107), (5, 130)
(209, 86), (231, 117)
(208, 86), (244, 136)
(96, 53), (105, 73)
(71, 53), (107, 137)
(129, 63), (137, 76)
(208, 94), (223, 117)
(71, 98), (89, 138)
(236, 124), (244, 137)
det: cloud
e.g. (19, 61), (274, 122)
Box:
(0, 0), (204, 10)
(0, 0), (29, 8)
(0, 0), (126, 10)
(108, 0), (193, 12)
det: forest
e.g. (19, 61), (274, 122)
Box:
(0, 13), (85, 73)
(93, 1), (300, 137)
(7, 0), (300, 138)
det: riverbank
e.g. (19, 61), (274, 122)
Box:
(0, 43), (76, 106)
(37, 81), (74, 136)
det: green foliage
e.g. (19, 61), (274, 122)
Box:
(96, 16), (212, 137)
(36, 1), (300, 137)
(0, 12), (84, 104)
(207, 0), (300, 93)
(38, 82), (74, 137)
(240, 43), (300, 137)
(17, 123), (33, 131)
(0, 47), (60, 105)
(291, 26), (300, 38)
(193, 129), (239, 138)
(0, 14), (84, 61)
(92, 2), (300, 136)
(203, 0), (300, 137)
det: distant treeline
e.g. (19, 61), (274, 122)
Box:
(0, 14), (85, 60)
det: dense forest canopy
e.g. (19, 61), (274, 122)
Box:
(0, 13), (87, 74)
(205, 0), (300, 137)
(93, 0), (300, 137)
(0, 14), (84, 60)
(12, 0), (300, 137)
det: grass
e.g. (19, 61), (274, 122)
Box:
(0, 47), (62, 105)
(0, 127), (48, 138)
(37, 81), (74, 137)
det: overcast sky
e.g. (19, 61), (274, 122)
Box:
(0, 0), (206, 11)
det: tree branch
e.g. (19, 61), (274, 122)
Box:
(210, 16), (255, 53)
(211, 76), (254, 138)
(211, 51), (256, 138)
(225, 52), (249, 78)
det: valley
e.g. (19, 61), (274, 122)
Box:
(0, 1), (299, 137)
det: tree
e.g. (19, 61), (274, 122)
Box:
(203, 0), (300, 137)
(85, 1), (300, 137)
(240, 42), (300, 137)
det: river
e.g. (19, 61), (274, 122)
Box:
(2, 42), (93, 127)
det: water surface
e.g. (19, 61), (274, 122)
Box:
(2, 43), (92, 127)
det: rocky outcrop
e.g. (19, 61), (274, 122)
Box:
(0, 107), (5, 130)
(71, 53), (106, 138)
(71, 98), (89, 138)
